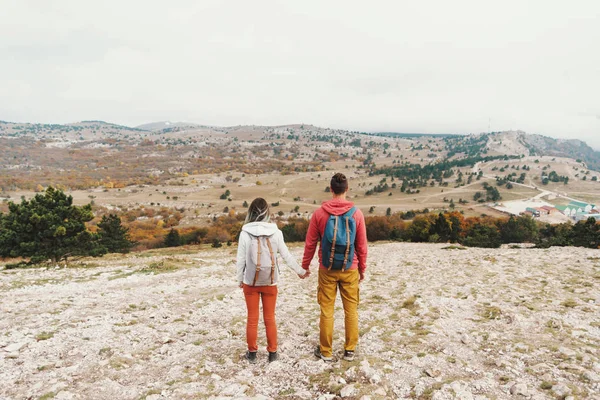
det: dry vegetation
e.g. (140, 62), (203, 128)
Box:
(2, 122), (600, 237)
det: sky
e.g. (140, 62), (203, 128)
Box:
(1, 1), (599, 148)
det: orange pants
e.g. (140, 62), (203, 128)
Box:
(243, 284), (278, 352)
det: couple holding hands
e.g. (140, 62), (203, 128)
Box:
(236, 173), (368, 363)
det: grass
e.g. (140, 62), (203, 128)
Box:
(139, 389), (162, 399)
(139, 260), (178, 274)
(561, 298), (578, 308)
(35, 331), (54, 341)
(480, 305), (502, 320)
(39, 393), (56, 400)
(442, 245), (466, 250)
(540, 381), (553, 390)
(401, 295), (418, 310)
(109, 356), (134, 370)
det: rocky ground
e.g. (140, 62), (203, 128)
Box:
(1, 243), (599, 400)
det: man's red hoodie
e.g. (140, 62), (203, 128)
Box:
(302, 198), (368, 278)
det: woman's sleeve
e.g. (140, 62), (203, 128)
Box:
(276, 230), (305, 275)
(236, 232), (247, 284)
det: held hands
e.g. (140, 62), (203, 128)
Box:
(298, 270), (311, 279)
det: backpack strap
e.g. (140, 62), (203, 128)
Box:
(342, 207), (356, 268)
(265, 236), (276, 285)
(327, 215), (339, 270)
(252, 236), (261, 287)
(342, 207), (357, 218)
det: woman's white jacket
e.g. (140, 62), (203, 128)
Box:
(236, 221), (305, 286)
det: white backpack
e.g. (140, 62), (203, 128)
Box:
(244, 234), (280, 286)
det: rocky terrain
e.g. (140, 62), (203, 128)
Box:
(1, 243), (599, 400)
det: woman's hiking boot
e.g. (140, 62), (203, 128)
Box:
(343, 350), (355, 361)
(268, 351), (279, 362)
(245, 351), (257, 364)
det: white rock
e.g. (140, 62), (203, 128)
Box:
(460, 334), (470, 344)
(340, 384), (356, 398)
(338, 377), (347, 384)
(369, 373), (382, 384)
(583, 370), (600, 382)
(317, 395), (336, 400)
(451, 381), (473, 400)
(219, 383), (248, 396)
(4, 342), (28, 352)
(54, 391), (75, 400)
(359, 396), (372, 400)
(558, 347), (576, 358)
(373, 387), (387, 396)
(552, 383), (571, 397)
(510, 383), (528, 396)
(146, 395), (161, 400)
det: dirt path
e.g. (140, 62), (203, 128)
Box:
(1, 244), (599, 399)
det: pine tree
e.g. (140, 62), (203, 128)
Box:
(0, 187), (104, 263)
(164, 229), (181, 247)
(97, 214), (134, 253)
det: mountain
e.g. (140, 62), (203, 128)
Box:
(135, 121), (205, 131)
(485, 131), (600, 171)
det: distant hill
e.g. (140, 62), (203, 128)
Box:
(135, 121), (205, 131)
(485, 131), (600, 171)
(374, 132), (457, 138)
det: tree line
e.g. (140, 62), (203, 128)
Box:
(2, 188), (598, 267)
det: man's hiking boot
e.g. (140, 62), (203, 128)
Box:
(343, 350), (355, 361)
(268, 351), (279, 362)
(245, 351), (257, 364)
(314, 346), (333, 362)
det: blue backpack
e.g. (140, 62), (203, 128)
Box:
(321, 207), (357, 270)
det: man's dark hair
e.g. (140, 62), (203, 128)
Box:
(330, 173), (348, 195)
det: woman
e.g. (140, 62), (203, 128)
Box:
(236, 198), (309, 363)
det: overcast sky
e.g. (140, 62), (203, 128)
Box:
(1, 1), (599, 148)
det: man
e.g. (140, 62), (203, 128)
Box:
(302, 172), (368, 361)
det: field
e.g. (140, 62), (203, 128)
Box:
(2, 122), (600, 226)
(1, 243), (599, 399)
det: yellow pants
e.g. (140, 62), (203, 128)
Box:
(317, 268), (360, 358)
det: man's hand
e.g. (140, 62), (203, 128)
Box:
(359, 272), (365, 282)
(299, 270), (310, 279)
(239, 282), (244, 288)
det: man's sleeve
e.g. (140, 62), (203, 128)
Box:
(354, 209), (368, 276)
(301, 212), (320, 270)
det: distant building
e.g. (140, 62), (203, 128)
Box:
(556, 205), (576, 217)
(568, 201), (595, 214)
(539, 205), (558, 215)
(575, 213), (600, 222)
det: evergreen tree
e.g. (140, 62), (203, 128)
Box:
(431, 213), (452, 242)
(164, 228), (181, 247)
(462, 223), (501, 248)
(571, 217), (600, 248)
(97, 214), (134, 253)
(0, 187), (104, 263)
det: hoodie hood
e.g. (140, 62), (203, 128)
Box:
(321, 198), (355, 216)
(242, 221), (279, 236)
